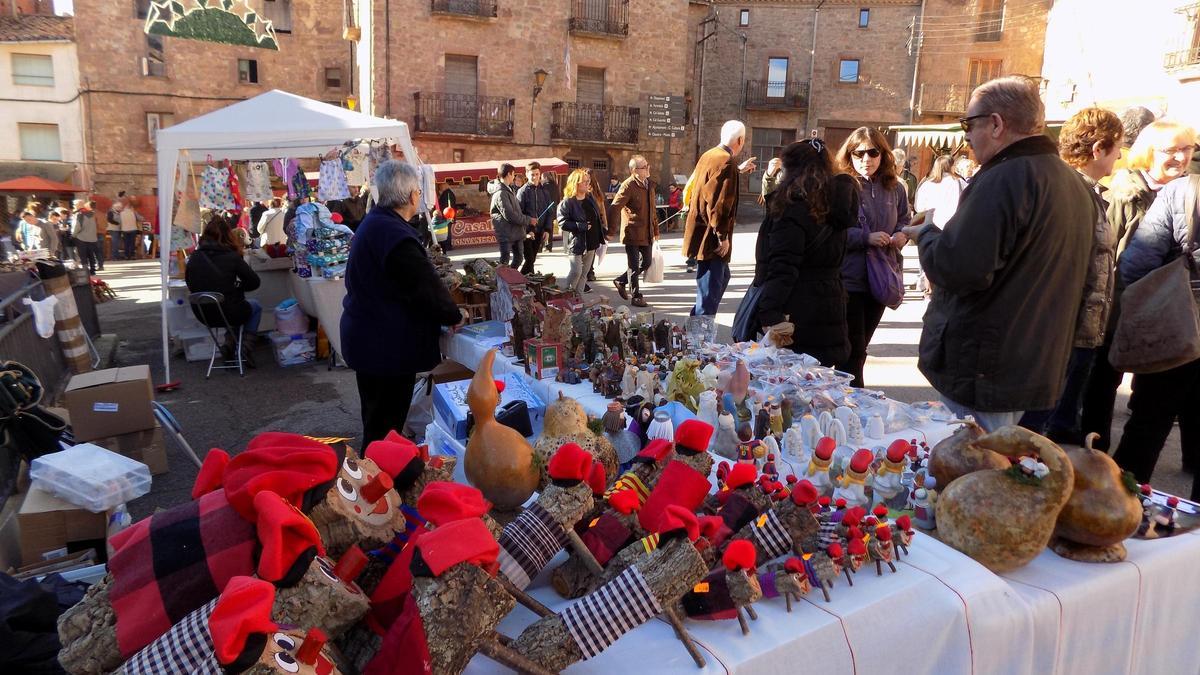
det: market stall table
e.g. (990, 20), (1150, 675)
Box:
(244, 253), (293, 333)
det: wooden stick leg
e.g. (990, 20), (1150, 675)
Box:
(662, 607), (706, 669)
(565, 530), (605, 576)
(887, 560), (897, 573)
(876, 560), (883, 576)
(736, 606), (751, 635)
(844, 567), (854, 586)
(899, 543), (909, 557)
(493, 631), (513, 647)
(744, 604), (758, 621)
(821, 581), (832, 603)
(499, 576), (554, 618)
(785, 592), (793, 613)
(478, 639), (557, 675)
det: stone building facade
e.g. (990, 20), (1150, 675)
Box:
(368, 0), (707, 191)
(71, 0), (354, 200)
(698, 0), (922, 192)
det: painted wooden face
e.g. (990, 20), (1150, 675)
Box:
(333, 455), (401, 527)
(259, 630), (339, 675)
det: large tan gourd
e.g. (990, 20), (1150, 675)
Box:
(463, 349), (539, 510)
(1051, 433), (1143, 562)
(927, 419), (1004, 489)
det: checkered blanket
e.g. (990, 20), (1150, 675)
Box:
(818, 514), (841, 550)
(108, 490), (257, 657)
(498, 503), (568, 590)
(681, 569), (737, 621)
(562, 566), (662, 659)
(751, 509), (792, 560)
(579, 513), (634, 566)
(119, 599), (221, 675)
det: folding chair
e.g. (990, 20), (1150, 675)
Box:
(187, 292), (245, 378)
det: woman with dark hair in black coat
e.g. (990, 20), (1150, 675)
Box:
(751, 139), (861, 366)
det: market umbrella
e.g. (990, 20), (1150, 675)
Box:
(0, 176), (85, 193)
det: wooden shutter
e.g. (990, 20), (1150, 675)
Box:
(577, 67), (605, 105)
(444, 55), (478, 97)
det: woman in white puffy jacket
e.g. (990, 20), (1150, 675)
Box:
(914, 154), (968, 227)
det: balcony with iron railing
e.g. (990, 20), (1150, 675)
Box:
(568, 0), (629, 38)
(1165, 46), (1200, 71)
(744, 80), (809, 110)
(551, 102), (639, 144)
(413, 92), (514, 137)
(430, 0), (497, 19)
(917, 83), (974, 116)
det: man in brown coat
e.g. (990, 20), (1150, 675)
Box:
(683, 120), (756, 315)
(611, 154), (660, 307)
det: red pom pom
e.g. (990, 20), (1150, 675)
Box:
(849, 537), (867, 556)
(790, 479), (818, 506)
(835, 498), (847, 509)
(548, 442), (593, 482)
(846, 526), (863, 541)
(873, 504), (889, 518)
(786, 474), (799, 485)
(876, 526), (892, 541)
(784, 557), (805, 575)
(1168, 496), (1180, 507)
(896, 515), (912, 531)
(827, 543), (844, 559)
(330, 212), (344, 224)
(818, 496), (831, 507)
(494, 380), (506, 394)
(722, 539), (757, 571)
(609, 489), (641, 515)
(727, 462), (757, 490)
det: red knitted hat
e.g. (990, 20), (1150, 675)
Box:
(587, 460), (607, 496)
(849, 449), (874, 474)
(875, 526), (892, 541)
(846, 526), (864, 541)
(896, 515), (912, 532)
(659, 504), (700, 541)
(674, 419), (714, 456)
(717, 461), (731, 481)
(253, 491), (325, 584)
(192, 449), (229, 499)
(609, 489), (641, 515)
(848, 537), (867, 556)
(835, 498), (847, 510)
(412, 518), (499, 577)
(636, 438), (673, 464)
(723, 539), (756, 571)
(814, 436), (836, 461)
(366, 433), (424, 490)
(818, 496), (831, 508)
(698, 515), (724, 540)
(784, 557), (805, 576)
(873, 504), (889, 519)
(548, 443), (594, 483)
(224, 433), (340, 521)
(726, 463), (757, 490)
(208, 576), (278, 666)
(639, 461), (712, 533)
(886, 439), (911, 464)
(827, 542), (844, 559)
(786, 474), (799, 485)
(790, 480), (819, 506)
(417, 481), (490, 527)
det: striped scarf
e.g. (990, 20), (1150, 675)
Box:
(562, 566), (662, 659)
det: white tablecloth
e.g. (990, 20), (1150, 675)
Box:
(287, 273), (345, 356)
(445, 331), (1200, 675)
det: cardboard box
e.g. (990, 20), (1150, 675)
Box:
(0, 492), (22, 571)
(433, 372), (545, 441)
(17, 487), (109, 566)
(64, 366), (155, 442)
(524, 339), (562, 380)
(90, 422), (168, 475)
(430, 359), (474, 385)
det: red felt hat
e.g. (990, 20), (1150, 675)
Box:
(814, 436), (836, 461)
(886, 439), (911, 464)
(864, 516), (878, 528)
(366, 433), (424, 490)
(698, 515), (724, 540)
(417, 481), (490, 527)
(818, 496), (831, 508)
(253, 491), (325, 583)
(223, 433), (340, 521)
(548, 443), (594, 483)
(609, 489), (641, 515)
(846, 526), (864, 541)
(786, 474), (799, 485)
(674, 419), (714, 456)
(784, 557), (805, 576)
(849, 449), (874, 474)
(636, 438), (673, 464)
(835, 498), (847, 509)
(790, 480), (819, 506)
(659, 504), (700, 541)
(873, 504), (889, 519)
(841, 509), (862, 527)
(717, 461), (731, 480)
(192, 449), (230, 499)
(413, 518), (499, 577)
(848, 537), (867, 556)
(639, 461), (712, 533)
(726, 463), (757, 491)
(208, 576), (278, 666)
(827, 542), (844, 559)
(896, 515), (912, 532)
(587, 460), (607, 496)
(875, 526), (892, 541)
(723, 539), (756, 571)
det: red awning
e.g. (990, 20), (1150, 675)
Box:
(0, 175), (85, 193)
(430, 157), (569, 183)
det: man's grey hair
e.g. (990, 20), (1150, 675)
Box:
(892, 148), (907, 164)
(628, 154), (647, 171)
(720, 120), (747, 146)
(970, 76), (1045, 136)
(374, 160), (420, 209)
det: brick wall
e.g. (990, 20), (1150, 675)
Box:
(73, 0), (353, 197)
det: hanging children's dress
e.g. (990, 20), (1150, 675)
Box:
(273, 158), (305, 200)
(318, 159), (351, 201)
(199, 165), (236, 210)
(242, 161), (274, 202)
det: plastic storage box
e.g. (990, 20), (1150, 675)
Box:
(29, 443), (152, 512)
(271, 331), (317, 367)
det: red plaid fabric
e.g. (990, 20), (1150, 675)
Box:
(109, 489), (257, 657)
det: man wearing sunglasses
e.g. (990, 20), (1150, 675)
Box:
(902, 76), (1097, 431)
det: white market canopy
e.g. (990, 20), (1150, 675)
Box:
(889, 123), (965, 149)
(154, 90), (418, 382)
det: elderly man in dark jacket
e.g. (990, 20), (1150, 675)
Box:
(611, 154), (660, 307)
(906, 77), (1097, 431)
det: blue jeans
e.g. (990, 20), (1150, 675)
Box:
(498, 239), (523, 269)
(691, 258), (731, 316)
(120, 231), (137, 259)
(244, 299), (263, 336)
(1019, 347), (1096, 437)
(941, 396), (1023, 433)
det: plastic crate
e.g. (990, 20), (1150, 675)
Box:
(271, 331), (316, 367)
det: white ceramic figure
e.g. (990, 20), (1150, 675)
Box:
(697, 390), (720, 449)
(635, 369), (656, 403)
(818, 411), (834, 436)
(621, 364), (639, 399)
(699, 363), (722, 390)
(714, 411), (739, 460)
(845, 412), (865, 445)
(828, 419), (847, 448)
(783, 427), (806, 462)
(762, 435), (780, 459)
(866, 414), (885, 440)
(800, 414), (822, 451)
(834, 406), (855, 432)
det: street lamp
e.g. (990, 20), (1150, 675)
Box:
(532, 68), (548, 102)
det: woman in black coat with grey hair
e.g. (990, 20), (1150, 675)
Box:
(751, 139), (860, 366)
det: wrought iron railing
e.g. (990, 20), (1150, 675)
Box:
(744, 80), (809, 110)
(0, 280), (66, 395)
(568, 0), (628, 37)
(918, 83), (973, 115)
(1165, 46), (1200, 70)
(430, 0), (497, 18)
(413, 92), (514, 137)
(551, 102), (639, 144)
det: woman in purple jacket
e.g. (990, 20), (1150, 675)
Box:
(834, 127), (911, 387)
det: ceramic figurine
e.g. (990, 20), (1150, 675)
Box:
(782, 427), (806, 461)
(869, 527), (898, 575)
(844, 412), (865, 445)
(866, 414), (885, 440)
(713, 410), (740, 460)
(806, 437), (837, 496)
(736, 423), (765, 467)
(911, 476), (937, 530)
(780, 398), (794, 432)
(697, 390), (720, 449)
(768, 399), (783, 437)
(755, 406), (772, 441)
(873, 440), (910, 509)
(817, 411), (834, 436)
(800, 414), (822, 451)
(832, 449), (874, 510)
(604, 401), (641, 473)
(699, 362), (721, 390)
(762, 454), (779, 480)
(653, 320), (671, 353)
(646, 409), (675, 442)
(729, 360), (751, 405)
(827, 419), (848, 448)
(636, 367), (656, 403)
(762, 436), (780, 461)
(621, 363), (639, 398)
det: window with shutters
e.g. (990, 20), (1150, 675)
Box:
(11, 54), (53, 87)
(19, 123), (61, 161)
(576, 67), (605, 105)
(324, 67), (343, 90)
(976, 0), (1004, 42)
(444, 55), (478, 96)
(967, 59), (1002, 89)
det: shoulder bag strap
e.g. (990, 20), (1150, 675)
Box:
(1184, 175), (1200, 276)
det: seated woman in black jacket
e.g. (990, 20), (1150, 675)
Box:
(185, 213), (262, 336)
(751, 139), (860, 366)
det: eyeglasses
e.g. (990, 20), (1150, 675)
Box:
(959, 113), (993, 132)
(635, 164), (650, 170)
(851, 148), (881, 159)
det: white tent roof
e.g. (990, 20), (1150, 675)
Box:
(156, 89), (414, 160)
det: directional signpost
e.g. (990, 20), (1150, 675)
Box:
(647, 94), (686, 139)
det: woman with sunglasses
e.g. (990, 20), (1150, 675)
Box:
(835, 127), (911, 387)
(750, 139), (860, 365)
